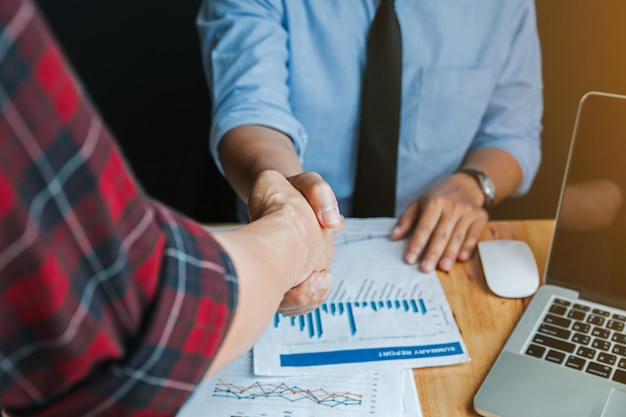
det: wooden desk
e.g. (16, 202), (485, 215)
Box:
(416, 219), (555, 417)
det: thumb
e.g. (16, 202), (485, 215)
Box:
(288, 172), (344, 230)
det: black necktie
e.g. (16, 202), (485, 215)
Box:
(352, 0), (402, 218)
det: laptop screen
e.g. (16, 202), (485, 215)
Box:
(546, 92), (626, 309)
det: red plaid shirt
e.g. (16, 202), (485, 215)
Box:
(0, 0), (238, 415)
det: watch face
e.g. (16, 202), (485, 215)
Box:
(480, 175), (495, 208)
(483, 176), (495, 199)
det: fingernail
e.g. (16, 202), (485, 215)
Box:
(320, 207), (341, 227)
(310, 271), (333, 292)
(406, 252), (418, 264)
(421, 260), (434, 272)
(440, 257), (453, 271)
(391, 226), (401, 237)
(458, 250), (470, 261)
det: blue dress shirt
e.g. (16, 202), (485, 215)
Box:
(197, 0), (543, 217)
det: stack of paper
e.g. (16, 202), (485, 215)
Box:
(179, 218), (469, 417)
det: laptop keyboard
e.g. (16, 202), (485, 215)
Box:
(525, 297), (626, 385)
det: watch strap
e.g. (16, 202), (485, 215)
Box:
(457, 168), (495, 209)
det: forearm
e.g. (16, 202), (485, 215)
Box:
(208, 217), (302, 376)
(219, 125), (303, 203)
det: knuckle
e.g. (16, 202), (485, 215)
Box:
(415, 221), (434, 235)
(449, 231), (465, 245)
(309, 180), (333, 200)
(288, 290), (306, 307)
(428, 195), (447, 206)
(432, 227), (450, 241)
(464, 236), (479, 249)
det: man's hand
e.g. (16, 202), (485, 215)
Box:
(391, 173), (488, 273)
(207, 170), (340, 375)
(256, 171), (343, 315)
(248, 170), (342, 314)
(287, 172), (344, 229)
(279, 172), (344, 315)
(277, 270), (334, 316)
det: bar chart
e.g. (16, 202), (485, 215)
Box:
(273, 298), (427, 338)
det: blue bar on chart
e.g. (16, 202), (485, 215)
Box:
(272, 299), (426, 339)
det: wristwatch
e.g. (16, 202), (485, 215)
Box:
(458, 168), (495, 209)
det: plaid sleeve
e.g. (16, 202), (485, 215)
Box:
(0, 0), (238, 415)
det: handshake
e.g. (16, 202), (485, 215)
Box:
(207, 170), (344, 377)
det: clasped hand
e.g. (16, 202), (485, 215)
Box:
(248, 170), (344, 316)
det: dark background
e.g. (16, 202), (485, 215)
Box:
(34, 0), (626, 223)
(36, 0), (237, 223)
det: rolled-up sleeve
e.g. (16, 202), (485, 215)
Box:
(470, 0), (543, 195)
(197, 0), (308, 172)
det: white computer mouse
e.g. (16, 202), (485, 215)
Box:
(477, 239), (540, 298)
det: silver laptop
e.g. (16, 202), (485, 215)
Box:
(474, 92), (626, 417)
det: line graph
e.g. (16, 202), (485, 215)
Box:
(175, 351), (409, 417)
(213, 379), (363, 408)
